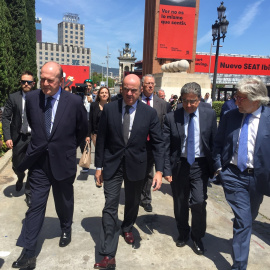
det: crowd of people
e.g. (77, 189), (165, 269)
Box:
(1, 61), (269, 270)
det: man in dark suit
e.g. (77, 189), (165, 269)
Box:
(93, 74), (164, 269)
(213, 77), (269, 270)
(2, 71), (35, 206)
(12, 62), (88, 269)
(220, 93), (237, 121)
(163, 82), (217, 255)
(140, 74), (168, 212)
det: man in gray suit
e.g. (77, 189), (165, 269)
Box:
(2, 71), (35, 206)
(140, 74), (168, 212)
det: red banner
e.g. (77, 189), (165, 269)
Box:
(61, 65), (90, 87)
(157, 0), (196, 59)
(195, 54), (270, 76)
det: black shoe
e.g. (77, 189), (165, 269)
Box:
(25, 195), (32, 207)
(192, 239), (204, 255)
(15, 180), (23, 192)
(140, 202), (152, 212)
(59, 231), (71, 247)
(176, 235), (189, 247)
(12, 253), (36, 269)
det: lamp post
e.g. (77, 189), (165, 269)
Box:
(101, 62), (105, 82)
(211, 1), (229, 101)
(105, 46), (111, 87)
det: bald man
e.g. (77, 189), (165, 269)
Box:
(12, 62), (88, 269)
(94, 74), (164, 269)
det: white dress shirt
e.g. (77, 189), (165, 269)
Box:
(141, 93), (154, 108)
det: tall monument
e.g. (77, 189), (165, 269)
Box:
(118, 43), (137, 82)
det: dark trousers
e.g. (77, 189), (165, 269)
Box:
(12, 134), (31, 196)
(99, 161), (144, 257)
(141, 142), (154, 204)
(220, 164), (263, 270)
(16, 152), (75, 251)
(171, 158), (209, 241)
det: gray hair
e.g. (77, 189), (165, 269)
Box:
(142, 74), (155, 83)
(181, 82), (201, 97)
(236, 77), (269, 106)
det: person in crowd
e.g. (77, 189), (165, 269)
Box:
(220, 93), (237, 121)
(93, 74), (164, 269)
(80, 79), (94, 173)
(86, 86), (111, 187)
(169, 94), (174, 103)
(204, 92), (212, 107)
(157, 89), (166, 100)
(163, 82), (217, 256)
(213, 77), (269, 270)
(2, 71), (35, 207)
(11, 62), (87, 269)
(170, 95), (178, 111)
(140, 74), (168, 212)
(111, 83), (123, 101)
(64, 85), (72, 93)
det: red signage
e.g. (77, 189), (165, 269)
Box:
(195, 54), (270, 76)
(61, 65), (90, 87)
(157, 0), (196, 60)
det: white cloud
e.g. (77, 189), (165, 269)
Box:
(230, 0), (264, 36)
(197, 30), (212, 47)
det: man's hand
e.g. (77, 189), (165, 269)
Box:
(152, 171), (163, 191)
(5, 139), (13, 149)
(95, 169), (103, 186)
(87, 96), (92, 103)
(164, 176), (172, 183)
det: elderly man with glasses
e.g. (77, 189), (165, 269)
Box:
(2, 71), (36, 207)
(213, 77), (270, 270)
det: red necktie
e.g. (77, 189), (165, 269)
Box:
(146, 97), (150, 141)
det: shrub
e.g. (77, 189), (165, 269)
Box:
(0, 122), (8, 156)
(212, 101), (224, 118)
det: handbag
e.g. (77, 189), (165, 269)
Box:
(79, 141), (91, 168)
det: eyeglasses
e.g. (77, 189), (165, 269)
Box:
(144, 82), (155, 86)
(21, 80), (33, 85)
(182, 99), (199, 105)
(235, 95), (248, 102)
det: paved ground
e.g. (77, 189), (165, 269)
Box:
(0, 149), (270, 269)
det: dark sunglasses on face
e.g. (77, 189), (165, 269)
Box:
(21, 80), (33, 85)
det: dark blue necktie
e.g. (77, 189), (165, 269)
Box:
(123, 105), (131, 145)
(187, 113), (195, 165)
(237, 113), (252, 172)
(45, 97), (53, 137)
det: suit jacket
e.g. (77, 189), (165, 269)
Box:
(220, 98), (237, 121)
(18, 89), (88, 181)
(213, 106), (270, 196)
(88, 101), (101, 135)
(2, 90), (25, 144)
(95, 98), (164, 181)
(163, 106), (217, 178)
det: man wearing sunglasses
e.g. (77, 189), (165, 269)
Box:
(2, 71), (35, 207)
(213, 77), (269, 270)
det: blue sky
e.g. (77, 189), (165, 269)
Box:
(36, 0), (270, 68)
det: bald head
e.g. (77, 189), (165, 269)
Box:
(122, 74), (141, 106)
(40, 61), (63, 96)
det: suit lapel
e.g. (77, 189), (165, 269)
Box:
(254, 106), (270, 155)
(175, 108), (185, 140)
(38, 90), (47, 136)
(17, 91), (23, 119)
(113, 99), (124, 140)
(50, 89), (68, 137)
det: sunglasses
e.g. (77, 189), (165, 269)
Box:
(85, 79), (93, 83)
(21, 80), (33, 85)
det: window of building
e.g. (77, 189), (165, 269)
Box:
(67, 59), (70, 62)
(80, 37), (83, 40)
(65, 40), (68, 43)
(67, 54), (69, 57)
(70, 40), (73, 43)
(75, 31), (78, 35)
(80, 25), (83, 30)
(80, 42), (83, 45)
(87, 61), (89, 64)
(45, 52), (48, 55)
(70, 25), (73, 29)
(65, 23), (68, 28)
(51, 53), (54, 56)
(61, 59), (64, 62)
(40, 61), (43, 64)
(45, 57), (48, 60)
(56, 53), (59, 56)
(39, 56), (42, 59)
(87, 56), (89, 59)
(51, 57), (54, 60)
(82, 56), (85, 59)
(72, 55), (75, 58)
(56, 58), (59, 61)
(80, 32), (83, 35)
(70, 36), (73, 39)
(82, 60), (85, 64)
(65, 30), (68, 33)
(65, 35), (68, 38)
(61, 53), (64, 57)
(77, 55), (80, 58)
(39, 52), (42, 55)
(75, 41), (78, 44)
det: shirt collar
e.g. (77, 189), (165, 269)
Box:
(250, 106), (262, 118)
(142, 93), (153, 100)
(184, 108), (199, 118)
(122, 100), (138, 110)
(45, 87), (61, 101)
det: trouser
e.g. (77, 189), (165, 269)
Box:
(140, 142), (154, 205)
(16, 153), (75, 251)
(220, 164), (263, 270)
(171, 157), (209, 241)
(98, 161), (144, 257)
(12, 134), (31, 196)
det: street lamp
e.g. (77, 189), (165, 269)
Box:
(211, 1), (229, 101)
(101, 62), (105, 82)
(105, 46), (111, 87)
